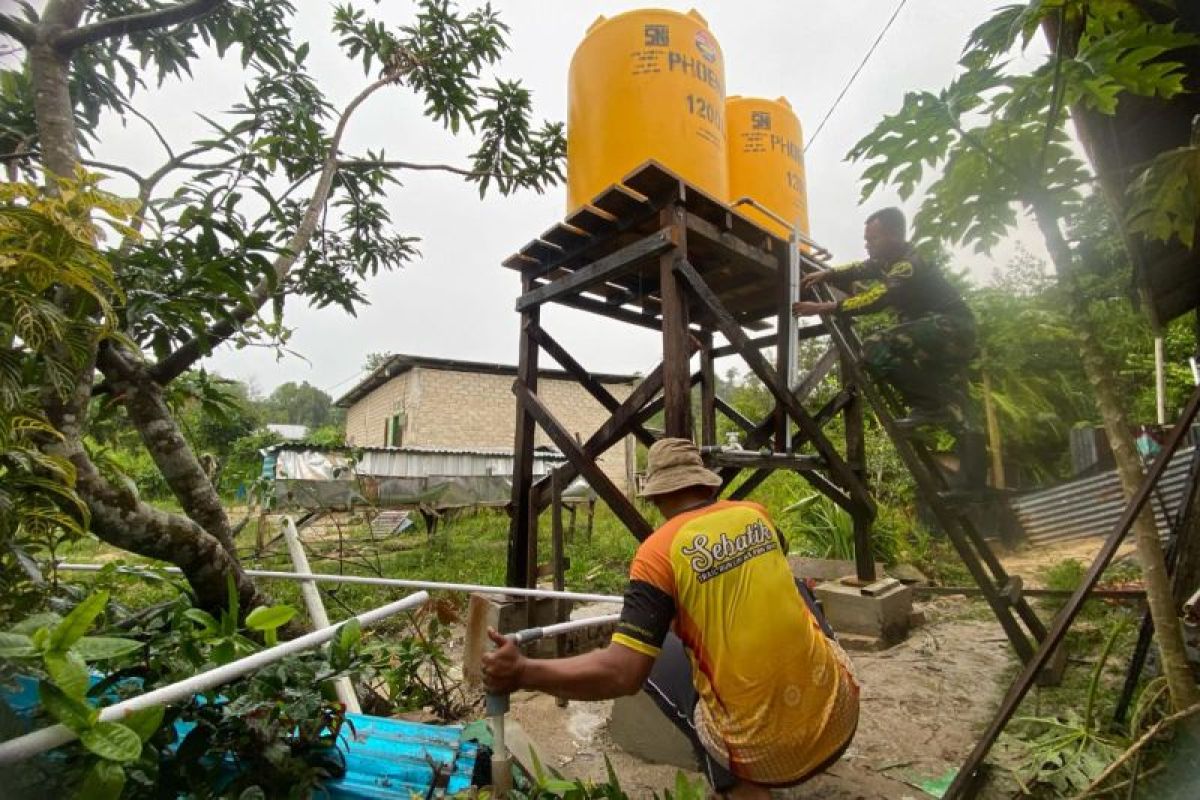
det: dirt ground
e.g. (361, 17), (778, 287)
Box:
(504, 597), (1015, 799)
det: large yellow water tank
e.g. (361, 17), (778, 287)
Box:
(566, 9), (728, 211)
(726, 96), (810, 240)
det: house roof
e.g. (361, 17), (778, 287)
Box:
(1058, 3), (1200, 326)
(266, 442), (566, 458)
(334, 353), (639, 408)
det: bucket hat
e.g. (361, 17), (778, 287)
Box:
(639, 437), (722, 498)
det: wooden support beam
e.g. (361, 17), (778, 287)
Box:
(516, 229), (677, 312)
(700, 332), (717, 447)
(775, 248), (792, 451)
(529, 323), (655, 447)
(684, 211), (778, 272)
(676, 259), (872, 512)
(709, 324), (825, 360)
(515, 382), (653, 541)
(506, 284), (540, 587)
(660, 205), (694, 438)
(531, 356), (670, 510)
(553, 292), (664, 331)
(526, 197), (668, 279)
(727, 469), (773, 501)
(714, 396), (756, 435)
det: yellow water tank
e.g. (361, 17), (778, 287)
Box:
(566, 9), (728, 211)
(726, 96), (810, 240)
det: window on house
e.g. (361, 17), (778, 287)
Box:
(384, 410), (406, 447)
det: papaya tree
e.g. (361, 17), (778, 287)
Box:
(0, 1), (564, 614)
(848, 0), (1199, 708)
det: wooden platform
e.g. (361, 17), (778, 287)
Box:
(503, 161), (790, 327)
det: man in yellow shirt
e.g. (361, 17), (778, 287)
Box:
(482, 438), (859, 798)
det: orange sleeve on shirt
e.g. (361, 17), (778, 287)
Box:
(629, 523), (678, 596)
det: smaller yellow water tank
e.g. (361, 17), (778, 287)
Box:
(566, 9), (728, 211)
(726, 96), (810, 240)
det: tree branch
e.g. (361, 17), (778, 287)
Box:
(0, 13), (36, 46)
(54, 0), (226, 52)
(147, 71), (400, 387)
(337, 158), (502, 180)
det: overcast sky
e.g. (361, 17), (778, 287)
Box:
(70, 1), (1050, 398)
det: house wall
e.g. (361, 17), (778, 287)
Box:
(343, 371), (412, 448)
(343, 368), (637, 493)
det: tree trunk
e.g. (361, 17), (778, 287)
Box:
(97, 344), (239, 554)
(982, 363), (1006, 490)
(1033, 199), (1199, 710)
(26, 8), (265, 615)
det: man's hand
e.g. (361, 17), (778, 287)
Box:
(801, 271), (831, 290)
(481, 627), (525, 695)
(793, 300), (837, 316)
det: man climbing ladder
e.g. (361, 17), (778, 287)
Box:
(793, 207), (986, 494)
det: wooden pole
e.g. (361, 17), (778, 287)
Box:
(506, 274), (540, 587)
(659, 204), (693, 439)
(700, 331), (717, 447)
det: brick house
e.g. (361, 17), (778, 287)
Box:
(335, 354), (640, 494)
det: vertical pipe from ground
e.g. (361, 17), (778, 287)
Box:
(282, 517), (361, 713)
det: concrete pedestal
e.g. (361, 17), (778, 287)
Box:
(814, 578), (914, 646)
(609, 691), (698, 771)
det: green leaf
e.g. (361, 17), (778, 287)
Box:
(0, 631), (36, 658)
(49, 591), (109, 651)
(72, 636), (142, 662)
(45, 650), (90, 698)
(120, 704), (164, 743)
(9, 612), (62, 635)
(80, 721), (144, 762)
(244, 604), (297, 633)
(183, 608), (218, 631)
(39, 681), (98, 733)
(77, 759), (125, 800)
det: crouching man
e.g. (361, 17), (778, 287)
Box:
(482, 438), (859, 798)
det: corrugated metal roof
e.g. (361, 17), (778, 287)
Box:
(268, 442), (566, 459)
(334, 352), (640, 407)
(1011, 446), (1198, 545)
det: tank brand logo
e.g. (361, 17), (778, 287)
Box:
(752, 111), (772, 131)
(644, 24), (669, 47)
(680, 520), (777, 583)
(771, 135), (804, 167)
(667, 52), (723, 92)
(694, 30), (718, 63)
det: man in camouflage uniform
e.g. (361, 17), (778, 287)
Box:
(793, 207), (985, 492)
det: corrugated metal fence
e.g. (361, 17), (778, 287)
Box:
(1010, 446), (1199, 546)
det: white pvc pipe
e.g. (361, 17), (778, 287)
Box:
(0, 591), (430, 766)
(513, 614), (621, 644)
(282, 517), (361, 713)
(56, 563), (623, 605)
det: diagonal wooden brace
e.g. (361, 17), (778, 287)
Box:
(527, 323), (656, 447)
(675, 259), (873, 514)
(514, 382), (654, 541)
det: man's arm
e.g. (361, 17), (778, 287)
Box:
(481, 629), (655, 700)
(837, 258), (914, 317)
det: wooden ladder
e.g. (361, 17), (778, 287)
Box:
(811, 280), (1048, 664)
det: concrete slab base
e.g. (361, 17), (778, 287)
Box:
(815, 578), (914, 646)
(609, 691), (698, 772)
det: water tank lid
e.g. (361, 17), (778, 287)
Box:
(585, 7), (711, 35)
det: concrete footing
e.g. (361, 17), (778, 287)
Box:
(814, 577), (914, 647)
(609, 691), (698, 771)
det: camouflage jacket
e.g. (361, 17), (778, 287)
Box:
(828, 248), (972, 323)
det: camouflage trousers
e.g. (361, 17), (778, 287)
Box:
(861, 313), (980, 434)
